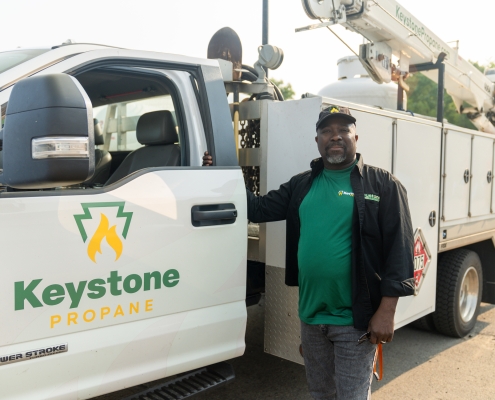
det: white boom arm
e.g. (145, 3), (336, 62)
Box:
(299, 0), (495, 133)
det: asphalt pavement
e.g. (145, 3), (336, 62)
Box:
(94, 297), (495, 400)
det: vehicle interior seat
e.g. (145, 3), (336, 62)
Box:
(104, 110), (180, 186)
(84, 119), (112, 186)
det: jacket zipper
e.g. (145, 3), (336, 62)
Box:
(354, 171), (374, 316)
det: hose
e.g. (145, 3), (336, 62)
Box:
(241, 70), (258, 82)
(270, 81), (285, 101)
(242, 64), (258, 77)
(241, 64), (285, 101)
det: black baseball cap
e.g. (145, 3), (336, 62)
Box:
(316, 105), (356, 130)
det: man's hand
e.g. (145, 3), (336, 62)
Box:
(202, 151), (213, 166)
(367, 296), (398, 344)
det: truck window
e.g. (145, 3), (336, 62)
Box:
(1, 64), (205, 191)
(93, 94), (177, 152)
(73, 66), (189, 186)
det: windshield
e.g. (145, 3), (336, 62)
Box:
(0, 49), (50, 74)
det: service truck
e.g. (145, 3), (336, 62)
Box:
(1, 0), (495, 399)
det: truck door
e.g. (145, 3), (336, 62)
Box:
(0, 52), (247, 400)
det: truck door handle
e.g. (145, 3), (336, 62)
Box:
(193, 209), (237, 221)
(191, 203), (237, 227)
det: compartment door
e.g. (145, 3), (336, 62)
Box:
(351, 110), (394, 172)
(470, 136), (494, 218)
(443, 130), (472, 221)
(394, 119), (442, 326)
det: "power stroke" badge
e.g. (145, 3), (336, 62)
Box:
(0, 343), (67, 366)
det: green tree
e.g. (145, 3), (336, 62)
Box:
(469, 60), (495, 73)
(405, 61), (495, 130)
(271, 78), (295, 100)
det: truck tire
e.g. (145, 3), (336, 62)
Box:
(410, 313), (436, 331)
(433, 249), (483, 338)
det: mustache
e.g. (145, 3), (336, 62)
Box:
(325, 143), (346, 151)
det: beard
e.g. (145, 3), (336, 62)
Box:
(325, 143), (347, 164)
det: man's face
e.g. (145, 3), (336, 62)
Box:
(315, 117), (358, 167)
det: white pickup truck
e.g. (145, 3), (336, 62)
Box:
(0, 38), (494, 400)
(0, 44), (247, 400)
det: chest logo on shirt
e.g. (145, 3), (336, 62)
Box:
(338, 191), (354, 197)
(364, 194), (380, 202)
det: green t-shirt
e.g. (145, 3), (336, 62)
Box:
(297, 162), (356, 326)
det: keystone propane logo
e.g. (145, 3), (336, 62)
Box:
(74, 202), (133, 262)
(13, 201), (181, 329)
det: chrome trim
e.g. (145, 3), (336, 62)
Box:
(0, 343), (67, 366)
(440, 129), (448, 221)
(239, 148), (261, 167)
(0, 166), (242, 198)
(438, 228), (495, 252)
(0, 54), (79, 92)
(459, 266), (479, 323)
(69, 75), (95, 178)
(391, 119), (397, 174)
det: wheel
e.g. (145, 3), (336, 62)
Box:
(410, 313), (436, 331)
(433, 249), (483, 338)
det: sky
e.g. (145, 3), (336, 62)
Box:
(1, 0), (494, 96)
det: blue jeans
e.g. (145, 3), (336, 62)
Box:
(300, 321), (377, 400)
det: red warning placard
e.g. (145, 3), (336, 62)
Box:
(413, 228), (431, 295)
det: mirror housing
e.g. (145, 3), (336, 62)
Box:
(1, 73), (94, 189)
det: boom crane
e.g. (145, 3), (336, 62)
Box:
(298, 0), (495, 133)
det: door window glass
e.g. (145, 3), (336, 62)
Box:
(93, 95), (176, 151)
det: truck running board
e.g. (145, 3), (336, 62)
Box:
(123, 362), (235, 400)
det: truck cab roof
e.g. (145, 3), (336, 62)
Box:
(0, 44), (222, 93)
(0, 44), (117, 91)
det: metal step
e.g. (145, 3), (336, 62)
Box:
(123, 362), (235, 400)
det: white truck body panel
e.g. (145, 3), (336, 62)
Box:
(393, 119), (441, 323)
(0, 169), (247, 399)
(5, 302), (245, 400)
(439, 125), (495, 251)
(470, 136), (493, 218)
(443, 130), (472, 221)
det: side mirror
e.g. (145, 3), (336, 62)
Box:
(1, 73), (94, 189)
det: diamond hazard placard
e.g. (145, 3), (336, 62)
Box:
(413, 228), (431, 295)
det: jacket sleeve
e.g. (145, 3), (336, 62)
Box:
(246, 178), (294, 223)
(378, 175), (415, 297)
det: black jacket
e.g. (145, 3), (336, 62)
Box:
(247, 154), (415, 330)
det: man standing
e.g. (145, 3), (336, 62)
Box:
(204, 105), (414, 399)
